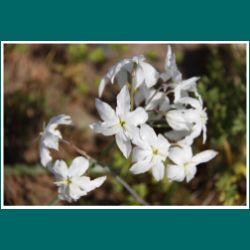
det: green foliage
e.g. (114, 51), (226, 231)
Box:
(88, 47), (105, 63)
(109, 44), (128, 55)
(198, 46), (246, 147)
(14, 44), (29, 53)
(146, 50), (158, 61)
(67, 44), (88, 62)
(175, 50), (184, 64)
(216, 173), (239, 205)
(197, 45), (246, 205)
(76, 82), (89, 94)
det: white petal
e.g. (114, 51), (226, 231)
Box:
(98, 60), (130, 97)
(152, 161), (165, 181)
(46, 114), (72, 134)
(174, 77), (199, 102)
(57, 185), (72, 202)
(140, 124), (157, 146)
(116, 68), (128, 88)
(47, 114), (72, 128)
(115, 131), (131, 158)
(164, 45), (182, 82)
(53, 160), (69, 179)
(166, 110), (192, 131)
(95, 98), (116, 121)
(98, 76), (109, 97)
(40, 142), (52, 167)
(42, 132), (59, 150)
(126, 107), (148, 126)
(109, 59), (131, 83)
(134, 84), (150, 106)
(69, 183), (86, 201)
(169, 146), (192, 165)
(68, 156), (89, 177)
(116, 85), (130, 116)
(90, 121), (119, 136)
(183, 121), (202, 143)
(145, 90), (160, 110)
(132, 147), (151, 162)
(75, 176), (106, 192)
(185, 165), (197, 183)
(130, 159), (151, 174)
(180, 77), (199, 90)
(140, 62), (159, 88)
(133, 65), (145, 89)
(159, 96), (170, 112)
(177, 97), (202, 110)
(202, 124), (207, 144)
(192, 150), (218, 165)
(167, 164), (185, 182)
(157, 134), (170, 156)
(125, 124), (140, 142)
(90, 176), (106, 189)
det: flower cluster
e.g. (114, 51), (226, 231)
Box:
(91, 46), (217, 182)
(39, 46), (217, 204)
(39, 115), (106, 202)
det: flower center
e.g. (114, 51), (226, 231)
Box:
(119, 119), (126, 128)
(183, 162), (192, 173)
(64, 177), (72, 186)
(152, 147), (159, 156)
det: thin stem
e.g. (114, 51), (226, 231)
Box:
(103, 166), (149, 205)
(130, 85), (134, 111)
(48, 196), (60, 205)
(130, 63), (137, 111)
(60, 139), (149, 206)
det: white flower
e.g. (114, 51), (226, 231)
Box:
(166, 108), (196, 131)
(91, 85), (148, 158)
(53, 156), (106, 202)
(39, 114), (72, 167)
(161, 45), (182, 82)
(130, 124), (170, 181)
(177, 97), (208, 144)
(98, 55), (159, 97)
(135, 84), (170, 112)
(173, 77), (201, 103)
(165, 97), (208, 144)
(161, 46), (201, 103)
(167, 145), (217, 182)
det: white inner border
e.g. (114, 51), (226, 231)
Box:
(1, 41), (249, 210)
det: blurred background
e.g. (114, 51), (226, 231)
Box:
(3, 43), (247, 206)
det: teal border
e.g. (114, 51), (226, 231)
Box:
(0, 1), (249, 249)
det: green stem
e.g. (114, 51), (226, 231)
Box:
(130, 85), (134, 111)
(48, 196), (60, 205)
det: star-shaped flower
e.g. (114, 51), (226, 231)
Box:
(130, 124), (170, 181)
(167, 145), (217, 182)
(91, 85), (148, 158)
(53, 156), (106, 202)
